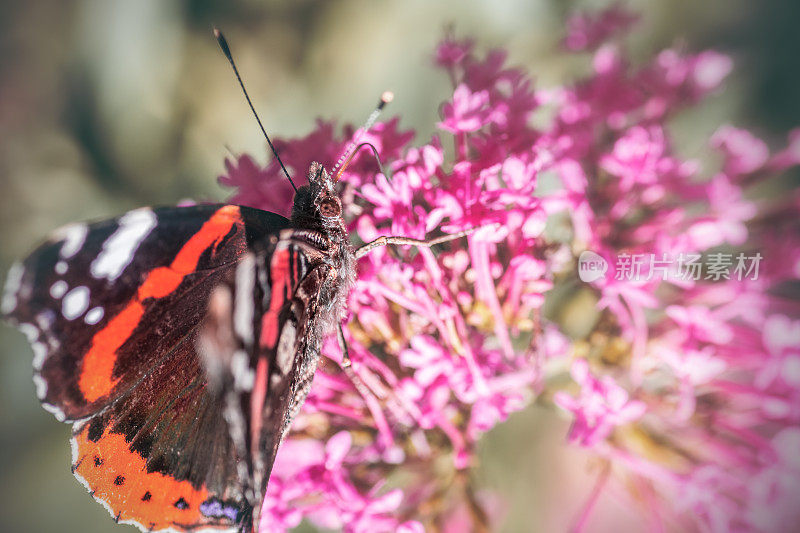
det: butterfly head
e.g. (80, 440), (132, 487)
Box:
(290, 162), (343, 230)
(294, 91), (392, 229)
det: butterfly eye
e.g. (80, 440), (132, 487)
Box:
(319, 198), (341, 218)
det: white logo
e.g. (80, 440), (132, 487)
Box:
(578, 251), (608, 282)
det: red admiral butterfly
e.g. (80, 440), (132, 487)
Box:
(2, 29), (474, 532)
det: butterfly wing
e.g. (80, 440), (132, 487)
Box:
(2, 204), (289, 421)
(70, 332), (244, 531)
(3, 204), (293, 532)
(197, 231), (332, 532)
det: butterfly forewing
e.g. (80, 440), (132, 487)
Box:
(2, 204), (288, 421)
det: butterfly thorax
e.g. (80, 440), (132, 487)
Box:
(289, 162), (355, 337)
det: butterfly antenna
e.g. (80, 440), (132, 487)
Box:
(332, 91), (393, 182)
(214, 27), (298, 193)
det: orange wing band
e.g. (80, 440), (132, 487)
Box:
(79, 205), (242, 402)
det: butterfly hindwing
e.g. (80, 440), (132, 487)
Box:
(70, 332), (243, 532)
(2, 204), (289, 421)
(198, 234), (330, 532)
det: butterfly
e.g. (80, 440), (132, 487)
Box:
(1, 29), (474, 533)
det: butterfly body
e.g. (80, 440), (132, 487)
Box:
(3, 163), (354, 532)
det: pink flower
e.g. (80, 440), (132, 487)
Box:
(435, 36), (474, 70)
(219, 154), (295, 216)
(438, 84), (498, 134)
(755, 315), (800, 389)
(745, 429), (800, 530)
(711, 125), (769, 176)
(770, 128), (800, 170)
(676, 466), (742, 532)
(564, 3), (639, 51)
(686, 173), (756, 248)
(665, 305), (734, 345)
(600, 125), (668, 190)
(638, 49), (732, 118)
(691, 51), (734, 95)
(554, 359), (646, 447)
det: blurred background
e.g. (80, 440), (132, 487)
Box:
(0, 0), (798, 531)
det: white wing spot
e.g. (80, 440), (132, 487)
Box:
(31, 342), (46, 370)
(55, 261), (68, 275)
(236, 462), (250, 486)
(70, 432), (81, 465)
(90, 208), (157, 281)
(269, 374), (282, 388)
(18, 323), (39, 343)
(42, 402), (66, 422)
(234, 255), (256, 346)
(276, 322), (297, 375)
(62, 286), (90, 320)
(1, 261), (24, 314)
(223, 397), (247, 455)
(50, 280), (68, 299)
(33, 374), (47, 399)
(53, 223), (88, 259)
(231, 349), (254, 391)
(35, 311), (55, 331)
(84, 307), (104, 325)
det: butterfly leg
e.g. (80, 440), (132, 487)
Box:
(337, 323), (351, 368)
(337, 324), (381, 411)
(354, 226), (489, 259)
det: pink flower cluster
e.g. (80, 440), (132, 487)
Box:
(221, 5), (800, 532)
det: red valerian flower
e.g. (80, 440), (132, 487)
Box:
(220, 4), (800, 531)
